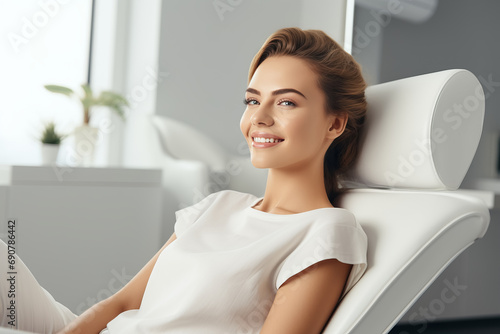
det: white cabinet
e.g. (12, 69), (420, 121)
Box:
(0, 165), (163, 314)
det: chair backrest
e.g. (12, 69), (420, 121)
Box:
(324, 69), (490, 334)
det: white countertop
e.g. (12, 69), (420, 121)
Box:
(0, 165), (162, 186)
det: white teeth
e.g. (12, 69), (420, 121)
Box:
(253, 137), (283, 143)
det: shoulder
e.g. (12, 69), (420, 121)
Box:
(318, 208), (367, 249)
(310, 208), (363, 234)
(297, 208), (367, 275)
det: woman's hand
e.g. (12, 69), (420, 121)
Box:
(260, 259), (352, 334)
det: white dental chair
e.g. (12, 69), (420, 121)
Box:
(0, 71), (490, 334)
(323, 69), (490, 333)
(121, 69), (489, 334)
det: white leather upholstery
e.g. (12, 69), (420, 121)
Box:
(324, 69), (490, 334)
(325, 189), (489, 333)
(349, 70), (485, 190)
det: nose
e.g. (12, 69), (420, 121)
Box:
(250, 104), (274, 127)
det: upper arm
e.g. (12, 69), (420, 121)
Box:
(260, 259), (352, 334)
(112, 232), (177, 312)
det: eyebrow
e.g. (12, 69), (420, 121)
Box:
(245, 87), (307, 100)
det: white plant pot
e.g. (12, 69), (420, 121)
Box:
(41, 144), (60, 165)
(73, 125), (100, 167)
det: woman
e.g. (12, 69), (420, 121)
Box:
(1, 27), (367, 334)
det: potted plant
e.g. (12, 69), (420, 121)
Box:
(39, 121), (65, 165)
(44, 84), (129, 166)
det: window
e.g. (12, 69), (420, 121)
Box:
(0, 0), (93, 164)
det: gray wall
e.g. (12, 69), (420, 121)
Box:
(352, 4), (384, 85)
(155, 0), (347, 156)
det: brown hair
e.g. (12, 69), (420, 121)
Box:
(248, 27), (367, 205)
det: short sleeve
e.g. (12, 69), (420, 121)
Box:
(276, 211), (367, 295)
(174, 191), (220, 237)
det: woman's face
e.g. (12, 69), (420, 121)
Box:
(240, 56), (346, 170)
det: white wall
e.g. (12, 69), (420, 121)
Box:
(154, 0), (349, 156)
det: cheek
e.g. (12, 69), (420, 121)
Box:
(281, 113), (326, 150)
(282, 114), (317, 141)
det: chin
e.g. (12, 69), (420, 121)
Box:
(250, 160), (269, 169)
(250, 156), (283, 169)
(250, 156), (270, 169)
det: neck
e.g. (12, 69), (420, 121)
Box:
(256, 158), (333, 215)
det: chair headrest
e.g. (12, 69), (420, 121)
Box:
(347, 69), (485, 190)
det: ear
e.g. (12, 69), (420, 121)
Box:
(326, 113), (348, 140)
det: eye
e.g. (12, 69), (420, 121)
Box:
(243, 98), (259, 106)
(278, 99), (296, 107)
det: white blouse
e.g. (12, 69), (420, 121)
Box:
(106, 190), (367, 333)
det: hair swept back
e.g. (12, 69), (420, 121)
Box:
(248, 27), (367, 205)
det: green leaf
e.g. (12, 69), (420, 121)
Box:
(81, 84), (92, 98)
(80, 84), (95, 110)
(98, 91), (129, 106)
(39, 121), (65, 144)
(95, 91), (129, 120)
(44, 83), (129, 123)
(44, 85), (74, 97)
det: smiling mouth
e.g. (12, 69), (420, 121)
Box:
(252, 137), (284, 143)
